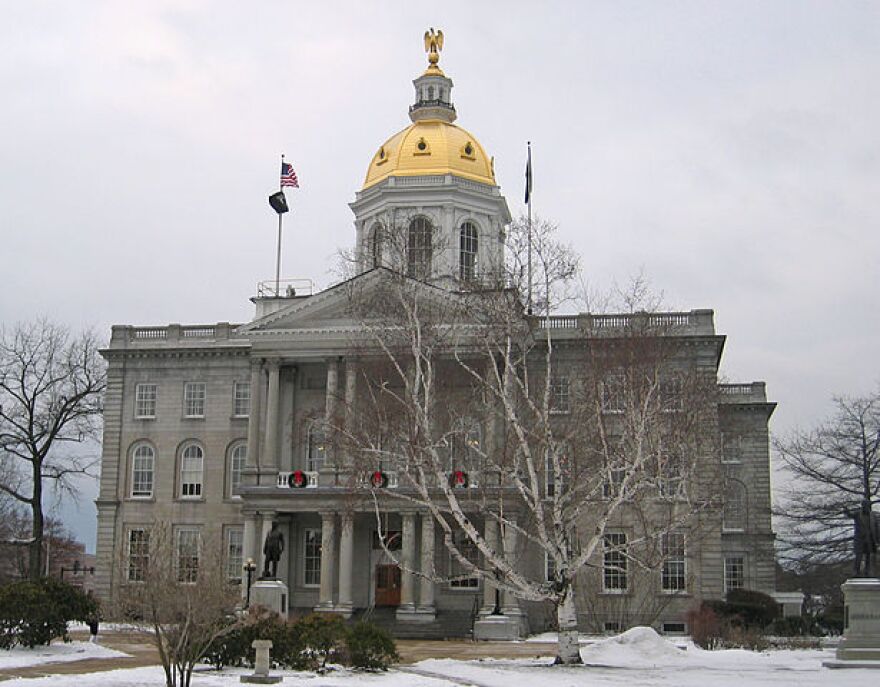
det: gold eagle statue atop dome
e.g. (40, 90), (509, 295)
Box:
(424, 28), (444, 66)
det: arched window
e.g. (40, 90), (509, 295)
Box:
(180, 443), (204, 498)
(369, 223), (384, 269)
(459, 222), (478, 281)
(229, 443), (247, 498)
(306, 423), (326, 472)
(723, 480), (747, 530)
(427, 85), (435, 100)
(407, 217), (433, 279)
(131, 443), (154, 498)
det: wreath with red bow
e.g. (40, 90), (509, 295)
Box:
(289, 470), (307, 488)
(370, 471), (388, 488)
(449, 470), (469, 488)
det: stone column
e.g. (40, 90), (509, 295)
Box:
(321, 360), (339, 483)
(263, 360), (281, 472)
(342, 361), (357, 469)
(336, 512), (354, 617)
(417, 514), (436, 618)
(286, 366), (298, 471)
(482, 517), (499, 614)
(316, 511), (336, 610)
(501, 519), (522, 616)
(325, 359), (339, 422)
(246, 359), (263, 472)
(397, 512), (417, 617)
(259, 512), (276, 578)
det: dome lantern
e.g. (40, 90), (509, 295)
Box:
(409, 28), (456, 124)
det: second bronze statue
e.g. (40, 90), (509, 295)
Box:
(262, 522), (285, 579)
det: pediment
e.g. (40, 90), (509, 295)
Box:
(237, 268), (455, 335)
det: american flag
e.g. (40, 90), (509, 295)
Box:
(280, 161), (299, 188)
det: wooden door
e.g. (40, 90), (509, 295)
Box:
(375, 564), (401, 606)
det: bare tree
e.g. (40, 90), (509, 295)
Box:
(775, 391), (880, 569)
(0, 320), (105, 580)
(339, 218), (719, 664)
(115, 523), (241, 687)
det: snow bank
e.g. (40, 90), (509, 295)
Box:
(0, 640), (128, 670)
(581, 626), (688, 667)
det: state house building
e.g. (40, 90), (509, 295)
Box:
(94, 37), (777, 637)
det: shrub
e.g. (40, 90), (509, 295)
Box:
(685, 603), (722, 650)
(0, 579), (99, 649)
(345, 622), (399, 671)
(205, 608), (299, 670)
(768, 615), (821, 637)
(724, 589), (779, 629)
(296, 613), (346, 671)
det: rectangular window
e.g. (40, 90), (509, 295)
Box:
(662, 622), (686, 635)
(602, 532), (628, 593)
(176, 528), (200, 583)
(724, 555), (745, 593)
(604, 621), (621, 633)
(601, 375), (625, 414)
(659, 450), (684, 498)
(135, 383), (157, 419)
(127, 528), (150, 582)
(449, 531), (479, 589)
(184, 382), (206, 418)
(550, 376), (571, 414)
(661, 531), (686, 592)
(303, 529), (322, 587)
(545, 551), (556, 583)
(225, 527), (244, 583)
(660, 375), (683, 412)
(603, 467), (626, 498)
(722, 435), (741, 464)
(546, 444), (568, 498)
(233, 381), (250, 417)
(603, 532), (628, 592)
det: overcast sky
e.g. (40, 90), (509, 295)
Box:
(2, 1), (878, 551)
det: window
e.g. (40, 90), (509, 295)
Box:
(661, 531), (686, 592)
(303, 528), (322, 586)
(176, 528), (200, 583)
(724, 555), (745, 592)
(449, 530), (479, 589)
(180, 444), (204, 498)
(601, 375), (625, 414)
(603, 532), (628, 592)
(369, 223), (384, 269)
(135, 383), (157, 419)
(447, 418), (481, 475)
(229, 443), (247, 497)
(722, 435), (741, 464)
(723, 480), (747, 531)
(604, 621), (621, 633)
(127, 528), (150, 582)
(306, 424), (326, 472)
(660, 374), (683, 412)
(226, 527), (244, 583)
(546, 443), (568, 498)
(407, 217), (433, 279)
(545, 551), (557, 583)
(603, 467), (626, 498)
(233, 381), (250, 417)
(131, 443), (155, 498)
(662, 622), (686, 635)
(459, 222), (478, 281)
(658, 450), (684, 498)
(550, 376), (571, 414)
(184, 382), (206, 418)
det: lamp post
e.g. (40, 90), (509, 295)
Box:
(492, 567), (503, 616)
(243, 558), (257, 609)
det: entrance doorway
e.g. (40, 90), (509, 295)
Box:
(375, 564), (401, 606)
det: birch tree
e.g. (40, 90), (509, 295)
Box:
(340, 218), (720, 664)
(0, 321), (105, 580)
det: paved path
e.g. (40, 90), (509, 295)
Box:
(0, 631), (559, 681)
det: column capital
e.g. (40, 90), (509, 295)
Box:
(265, 357), (282, 371)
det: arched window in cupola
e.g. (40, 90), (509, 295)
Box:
(459, 221), (478, 282)
(407, 217), (433, 280)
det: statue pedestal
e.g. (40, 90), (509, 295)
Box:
(250, 579), (289, 616)
(473, 613), (527, 641)
(824, 578), (880, 669)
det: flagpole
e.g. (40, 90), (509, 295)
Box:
(526, 141), (533, 315)
(276, 154), (284, 297)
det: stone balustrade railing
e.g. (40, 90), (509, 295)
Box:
(110, 322), (242, 346)
(535, 309), (715, 336)
(717, 382), (768, 403)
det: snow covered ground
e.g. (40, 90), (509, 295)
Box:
(0, 640), (128, 670)
(0, 628), (875, 686)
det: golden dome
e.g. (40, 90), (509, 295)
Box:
(363, 119), (496, 190)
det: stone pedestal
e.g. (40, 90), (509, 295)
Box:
(824, 578), (880, 669)
(240, 639), (281, 684)
(250, 579), (289, 616)
(473, 614), (525, 641)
